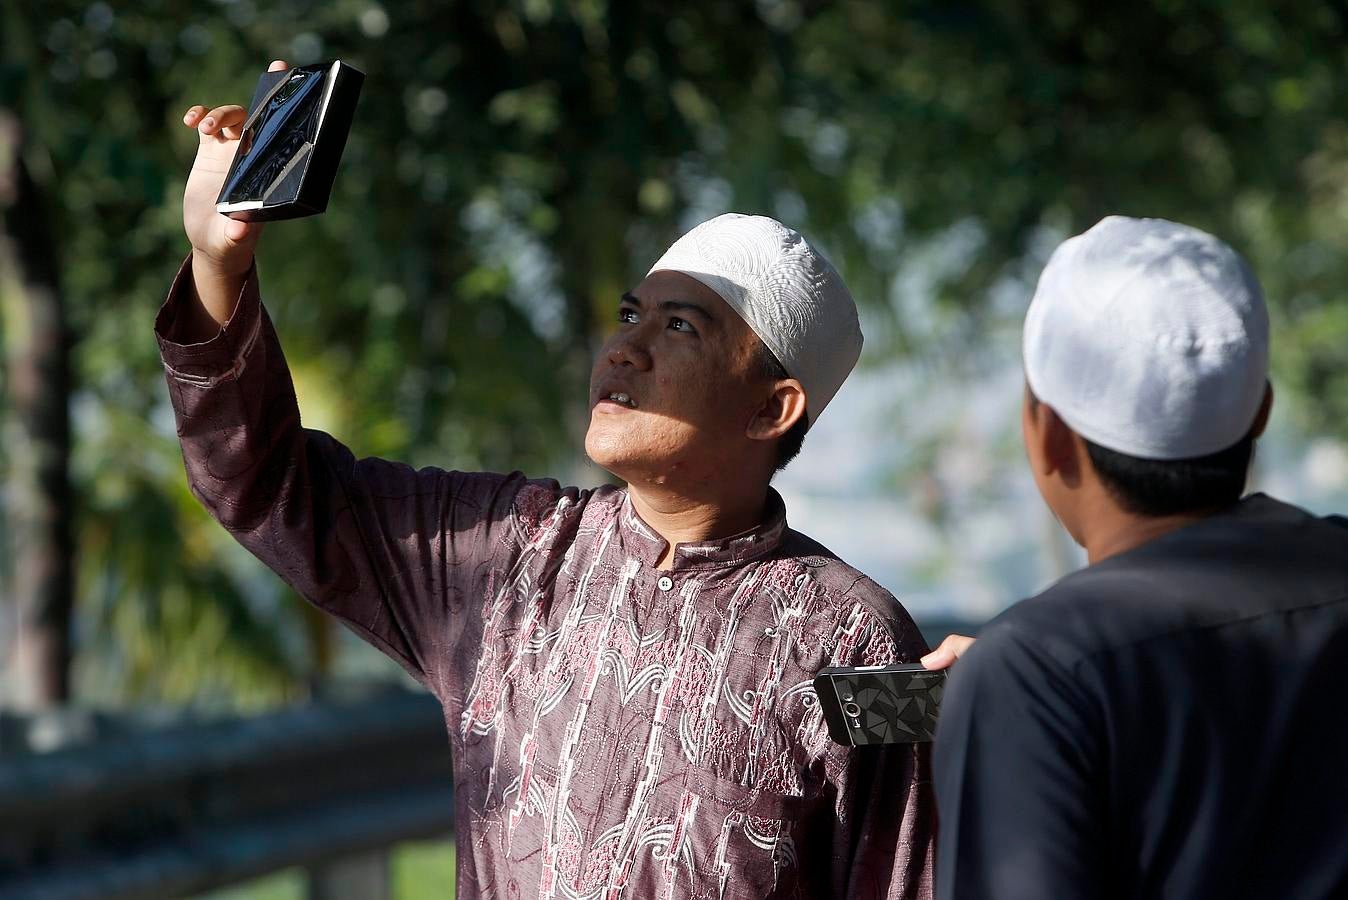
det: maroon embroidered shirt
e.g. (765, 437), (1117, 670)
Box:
(155, 259), (936, 899)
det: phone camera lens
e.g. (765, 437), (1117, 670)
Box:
(844, 701), (861, 718)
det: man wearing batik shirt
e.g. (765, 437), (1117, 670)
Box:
(164, 61), (934, 899)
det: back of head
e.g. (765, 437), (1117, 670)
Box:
(1024, 216), (1271, 515)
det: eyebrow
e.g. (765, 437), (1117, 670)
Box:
(620, 292), (715, 323)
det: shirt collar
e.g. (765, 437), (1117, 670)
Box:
(617, 490), (789, 570)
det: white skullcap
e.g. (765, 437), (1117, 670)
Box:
(1024, 215), (1270, 460)
(648, 213), (862, 426)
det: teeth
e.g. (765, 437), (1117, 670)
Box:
(607, 392), (634, 407)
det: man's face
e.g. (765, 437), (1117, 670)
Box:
(585, 270), (769, 485)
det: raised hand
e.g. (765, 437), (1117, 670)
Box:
(178, 59), (288, 333)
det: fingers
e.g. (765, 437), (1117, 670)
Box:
(182, 60), (288, 133)
(943, 634), (976, 658)
(194, 104), (248, 140)
(184, 103), (249, 140)
(183, 104), (245, 133)
(920, 633), (976, 670)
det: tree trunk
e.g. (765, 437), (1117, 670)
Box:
(0, 110), (74, 709)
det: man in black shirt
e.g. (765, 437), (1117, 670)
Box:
(932, 216), (1348, 899)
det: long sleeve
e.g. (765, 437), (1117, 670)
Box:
(932, 621), (1106, 900)
(839, 740), (936, 899)
(154, 256), (538, 698)
(821, 598), (937, 900)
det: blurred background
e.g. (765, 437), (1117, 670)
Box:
(3, 1), (1348, 897)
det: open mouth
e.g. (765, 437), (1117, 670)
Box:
(602, 391), (638, 409)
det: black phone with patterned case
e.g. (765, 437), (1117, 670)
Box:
(812, 663), (946, 746)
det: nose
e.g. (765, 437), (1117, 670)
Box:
(605, 328), (652, 371)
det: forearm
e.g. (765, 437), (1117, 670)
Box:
(176, 248), (251, 341)
(157, 256), (307, 538)
(156, 260), (430, 680)
(154, 255), (529, 689)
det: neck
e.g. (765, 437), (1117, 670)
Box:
(1079, 501), (1213, 565)
(626, 480), (771, 569)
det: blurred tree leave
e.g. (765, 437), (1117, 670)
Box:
(2, 0), (1347, 707)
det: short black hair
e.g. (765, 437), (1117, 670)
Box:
(1028, 389), (1256, 517)
(756, 342), (808, 474)
(1083, 437), (1256, 517)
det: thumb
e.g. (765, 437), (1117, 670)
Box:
(920, 646), (956, 670)
(223, 217), (263, 245)
(921, 633), (977, 670)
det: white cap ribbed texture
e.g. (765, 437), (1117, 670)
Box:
(648, 213), (862, 426)
(1024, 216), (1270, 460)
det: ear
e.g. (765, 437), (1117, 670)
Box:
(1027, 399), (1080, 481)
(1250, 382), (1274, 439)
(747, 378), (807, 442)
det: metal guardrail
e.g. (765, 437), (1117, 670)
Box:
(0, 686), (453, 899)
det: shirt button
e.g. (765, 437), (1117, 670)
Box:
(657, 575), (674, 591)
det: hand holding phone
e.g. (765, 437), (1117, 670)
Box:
(812, 663), (947, 746)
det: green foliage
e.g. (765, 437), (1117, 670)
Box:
(394, 839), (457, 899)
(3, 0), (1348, 707)
(191, 838), (455, 899)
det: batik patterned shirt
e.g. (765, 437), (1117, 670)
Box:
(155, 259), (935, 899)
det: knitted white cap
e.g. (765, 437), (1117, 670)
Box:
(648, 213), (862, 426)
(1024, 216), (1270, 460)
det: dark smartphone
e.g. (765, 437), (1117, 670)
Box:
(812, 663), (946, 746)
(215, 60), (364, 221)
